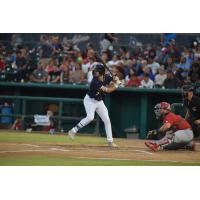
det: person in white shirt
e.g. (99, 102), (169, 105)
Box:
(154, 65), (167, 88)
(147, 58), (160, 75)
(139, 73), (154, 88)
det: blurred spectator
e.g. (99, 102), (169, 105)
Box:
(30, 62), (48, 83)
(119, 46), (129, 60)
(11, 110), (56, 134)
(45, 58), (60, 83)
(175, 55), (191, 79)
(39, 35), (53, 66)
(160, 33), (176, 47)
(0, 55), (5, 71)
(0, 102), (13, 128)
(188, 61), (200, 83)
(15, 50), (28, 81)
(163, 70), (182, 89)
(100, 33), (118, 52)
(11, 34), (23, 48)
(45, 59), (57, 73)
(139, 73), (154, 88)
(165, 57), (177, 73)
(47, 65), (61, 84)
(60, 59), (70, 84)
(193, 43), (200, 61)
(124, 59), (135, 80)
(84, 56), (95, 84)
(107, 54), (120, 68)
(139, 66), (155, 81)
(126, 70), (140, 87)
(69, 62), (85, 84)
(112, 65), (126, 87)
(154, 65), (167, 88)
(147, 57), (160, 75)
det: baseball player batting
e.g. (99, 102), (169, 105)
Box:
(68, 63), (120, 147)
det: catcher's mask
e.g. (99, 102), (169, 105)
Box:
(154, 102), (171, 120)
(92, 63), (105, 76)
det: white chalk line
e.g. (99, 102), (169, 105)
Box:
(0, 144), (152, 155)
(0, 148), (150, 155)
(0, 147), (199, 164)
(2, 143), (40, 148)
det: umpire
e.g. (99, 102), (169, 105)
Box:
(182, 85), (200, 138)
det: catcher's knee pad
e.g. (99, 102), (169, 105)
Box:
(163, 142), (188, 150)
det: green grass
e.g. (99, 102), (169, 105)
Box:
(0, 156), (199, 166)
(0, 131), (200, 166)
(0, 131), (106, 145)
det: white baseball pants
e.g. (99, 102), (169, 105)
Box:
(78, 94), (113, 142)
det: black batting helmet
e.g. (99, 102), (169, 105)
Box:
(93, 63), (105, 75)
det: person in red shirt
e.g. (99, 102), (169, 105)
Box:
(126, 73), (140, 87)
(145, 102), (195, 151)
(0, 55), (5, 71)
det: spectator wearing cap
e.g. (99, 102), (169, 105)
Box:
(139, 73), (154, 88)
(154, 65), (167, 88)
(163, 70), (181, 89)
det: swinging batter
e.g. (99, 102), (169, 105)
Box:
(68, 63), (120, 147)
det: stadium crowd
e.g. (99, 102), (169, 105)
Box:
(0, 33), (200, 88)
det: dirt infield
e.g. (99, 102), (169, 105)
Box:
(0, 133), (200, 165)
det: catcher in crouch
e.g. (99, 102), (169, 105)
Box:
(145, 102), (195, 151)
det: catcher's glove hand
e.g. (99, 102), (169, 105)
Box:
(146, 129), (158, 139)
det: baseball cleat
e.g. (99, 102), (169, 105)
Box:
(186, 141), (196, 151)
(145, 141), (159, 152)
(68, 129), (76, 140)
(108, 142), (117, 148)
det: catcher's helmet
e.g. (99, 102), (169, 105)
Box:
(93, 63), (105, 75)
(154, 102), (171, 119)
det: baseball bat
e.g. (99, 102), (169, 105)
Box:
(94, 51), (114, 78)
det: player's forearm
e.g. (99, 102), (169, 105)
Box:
(159, 123), (171, 132)
(100, 85), (118, 93)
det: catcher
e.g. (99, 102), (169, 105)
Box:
(145, 102), (195, 151)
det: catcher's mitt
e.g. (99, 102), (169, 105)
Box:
(147, 129), (158, 140)
(146, 129), (166, 140)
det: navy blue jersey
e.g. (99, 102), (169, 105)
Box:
(87, 74), (113, 101)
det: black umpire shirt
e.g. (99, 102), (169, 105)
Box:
(187, 95), (200, 119)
